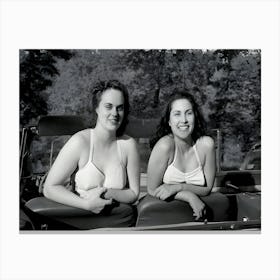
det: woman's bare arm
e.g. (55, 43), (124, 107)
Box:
(43, 133), (111, 211)
(147, 136), (172, 196)
(150, 136), (216, 200)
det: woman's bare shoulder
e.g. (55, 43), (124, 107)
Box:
(119, 134), (138, 149)
(66, 128), (91, 148)
(153, 135), (174, 153)
(119, 134), (135, 142)
(197, 136), (215, 151)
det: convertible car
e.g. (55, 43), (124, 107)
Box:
(19, 115), (261, 231)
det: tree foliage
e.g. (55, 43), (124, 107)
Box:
(20, 50), (73, 127)
(20, 49), (261, 168)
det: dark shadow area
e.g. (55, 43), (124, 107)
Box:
(219, 171), (256, 194)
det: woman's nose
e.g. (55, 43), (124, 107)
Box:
(180, 114), (187, 122)
(112, 107), (118, 116)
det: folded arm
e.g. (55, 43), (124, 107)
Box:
(148, 136), (216, 199)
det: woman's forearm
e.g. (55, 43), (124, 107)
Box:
(104, 188), (138, 204)
(43, 184), (88, 210)
(177, 183), (211, 196)
(175, 190), (200, 202)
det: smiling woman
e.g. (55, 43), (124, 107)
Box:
(147, 90), (216, 220)
(43, 80), (140, 215)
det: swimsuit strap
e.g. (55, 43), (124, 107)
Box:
(116, 139), (124, 166)
(170, 144), (178, 166)
(88, 129), (94, 163)
(193, 143), (202, 167)
(89, 131), (124, 166)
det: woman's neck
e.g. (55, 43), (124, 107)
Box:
(174, 135), (194, 152)
(93, 123), (116, 144)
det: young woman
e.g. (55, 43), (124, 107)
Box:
(147, 90), (216, 220)
(43, 80), (140, 214)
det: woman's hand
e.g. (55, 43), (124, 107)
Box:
(153, 184), (181, 200)
(175, 191), (206, 220)
(187, 193), (206, 220)
(84, 187), (112, 213)
(103, 188), (112, 200)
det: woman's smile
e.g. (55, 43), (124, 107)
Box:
(108, 117), (120, 126)
(177, 124), (190, 131)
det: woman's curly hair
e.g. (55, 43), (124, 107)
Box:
(92, 80), (130, 136)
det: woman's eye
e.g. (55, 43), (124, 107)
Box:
(117, 106), (124, 112)
(105, 104), (112, 109)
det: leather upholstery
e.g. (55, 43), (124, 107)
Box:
(38, 115), (87, 136)
(25, 197), (137, 230)
(236, 192), (261, 221)
(136, 192), (230, 227)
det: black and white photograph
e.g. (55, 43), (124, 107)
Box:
(19, 49), (261, 231)
(1, 0), (280, 280)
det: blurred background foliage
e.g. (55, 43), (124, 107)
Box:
(20, 49), (261, 170)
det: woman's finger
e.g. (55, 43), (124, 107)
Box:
(154, 190), (160, 198)
(103, 198), (113, 205)
(157, 189), (164, 198)
(154, 189), (160, 197)
(96, 187), (107, 196)
(154, 186), (163, 196)
(193, 213), (199, 220)
(92, 207), (102, 214)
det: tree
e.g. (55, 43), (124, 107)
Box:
(207, 50), (261, 167)
(35, 49), (261, 169)
(20, 49), (73, 127)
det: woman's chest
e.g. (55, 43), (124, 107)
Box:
(79, 143), (124, 171)
(173, 149), (205, 173)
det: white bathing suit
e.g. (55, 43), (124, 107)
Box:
(163, 143), (205, 186)
(75, 129), (127, 198)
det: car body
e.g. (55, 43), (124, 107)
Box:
(20, 115), (261, 231)
(240, 142), (261, 171)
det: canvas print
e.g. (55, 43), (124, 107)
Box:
(19, 49), (261, 231)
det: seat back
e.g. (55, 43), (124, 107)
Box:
(38, 115), (87, 136)
(125, 118), (159, 138)
(32, 116), (88, 192)
(39, 115), (87, 165)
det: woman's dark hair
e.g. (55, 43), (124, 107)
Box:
(92, 80), (130, 136)
(150, 89), (206, 148)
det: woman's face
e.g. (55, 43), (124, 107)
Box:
(169, 98), (195, 140)
(96, 88), (125, 133)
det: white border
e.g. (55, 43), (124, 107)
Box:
(1, 1), (280, 279)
